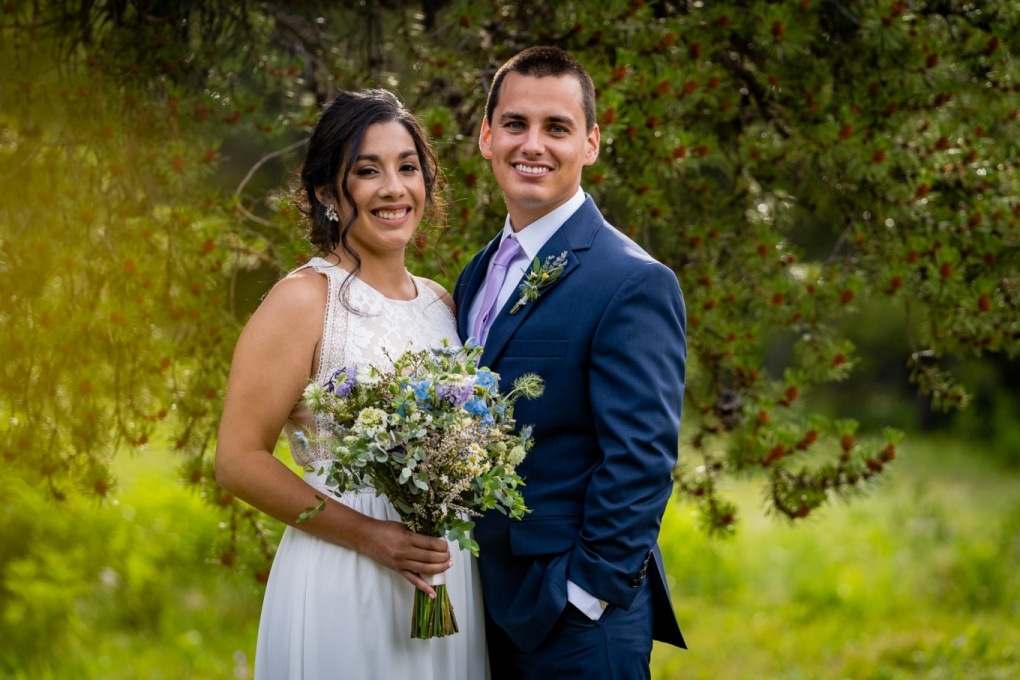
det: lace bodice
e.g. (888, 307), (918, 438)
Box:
(284, 257), (459, 468)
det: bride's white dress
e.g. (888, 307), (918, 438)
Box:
(254, 257), (488, 679)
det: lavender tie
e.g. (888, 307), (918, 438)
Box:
(473, 236), (524, 344)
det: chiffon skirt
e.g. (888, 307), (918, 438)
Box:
(254, 475), (489, 679)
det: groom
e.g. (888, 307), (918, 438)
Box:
(454, 46), (688, 678)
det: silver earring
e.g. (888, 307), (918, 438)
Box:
(325, 204), (339, 222)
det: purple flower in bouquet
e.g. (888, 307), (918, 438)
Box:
(436, 376), (475, 407)
(325, 365), (357, 397)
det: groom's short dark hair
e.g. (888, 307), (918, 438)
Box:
(485, 46), (597, 133)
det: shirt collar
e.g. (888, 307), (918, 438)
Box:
(499, 189), (585, 260)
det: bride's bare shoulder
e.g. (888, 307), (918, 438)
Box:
(423, 278), (456, 315)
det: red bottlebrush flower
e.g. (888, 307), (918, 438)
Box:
(983, 252), (997, 265)
(832, 353), (847, 367)
(839, 289), (854, 304)
(707, 75), (721, 90)
(783, 385), (800, 404)
(926, 53), (939, 69)
(840, 433), (855, 451)
(906, 250), (919, 263)
(601, 107), (617, 124)
(770, 292), (785, 306)
(838, 123), (854, 139)
(871, 149), (886, 164)
(889, 275), (904, 292)
(683, 79), (699, 94)
(771, 22), (785, 40)
(934, 136), (950, 150)
(655, 79), (671, 96)
(977, 294), (992, 312)
(672, 145), (687, 159)
(688, 42), (701, 59)
(939, 262), (953, 279)
(879, 444), (897, 462)
(915, 183), (930, 198)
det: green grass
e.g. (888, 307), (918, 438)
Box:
(2, 436), (1018, 679)
(652, 438), (1020, 679)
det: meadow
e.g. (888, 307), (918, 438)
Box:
(1, 435), (1017, 679)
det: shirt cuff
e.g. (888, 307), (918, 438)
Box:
(567, 580), (608, 621)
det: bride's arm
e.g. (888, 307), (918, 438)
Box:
(214, 269), (451, 595)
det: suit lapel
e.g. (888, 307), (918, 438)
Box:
(480, 196), (603, 366)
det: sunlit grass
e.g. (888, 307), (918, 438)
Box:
(3, 435), (1017, 679)
(653, 437), (1020, 679)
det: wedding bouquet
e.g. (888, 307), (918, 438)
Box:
(302, 339), (543, 639)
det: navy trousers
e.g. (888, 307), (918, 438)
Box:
(486, 580), (655, 680)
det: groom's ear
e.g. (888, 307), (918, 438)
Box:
(479, 118), (493, 160)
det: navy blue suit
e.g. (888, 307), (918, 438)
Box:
(454, 196), (687, 675)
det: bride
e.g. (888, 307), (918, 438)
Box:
(215, 89), (487, 679)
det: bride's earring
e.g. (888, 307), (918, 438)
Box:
(325, 204), (339, 222)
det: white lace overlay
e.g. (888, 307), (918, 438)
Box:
(283, 256), (459, 470)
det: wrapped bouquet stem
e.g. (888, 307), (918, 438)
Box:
(302, 340), (543, 639)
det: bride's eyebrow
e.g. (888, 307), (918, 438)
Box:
(355, 150), (420, 162)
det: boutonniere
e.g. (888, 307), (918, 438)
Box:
(509, 251), (568, 315)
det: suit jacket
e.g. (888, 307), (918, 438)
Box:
(453, 196), (687, 653)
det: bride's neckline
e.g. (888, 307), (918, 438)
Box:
(309, 256), (420, 303)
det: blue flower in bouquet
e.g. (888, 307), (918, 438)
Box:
(411, 379), (433, 403)
(463, 396), (494, 425)
(474, 369), (498, 395)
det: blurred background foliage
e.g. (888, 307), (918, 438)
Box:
(1, 2), (1019, 669)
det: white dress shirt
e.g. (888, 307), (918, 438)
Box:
(467, 188), (607, 621)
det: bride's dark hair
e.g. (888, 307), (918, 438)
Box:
(298, 89), (445, 301)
